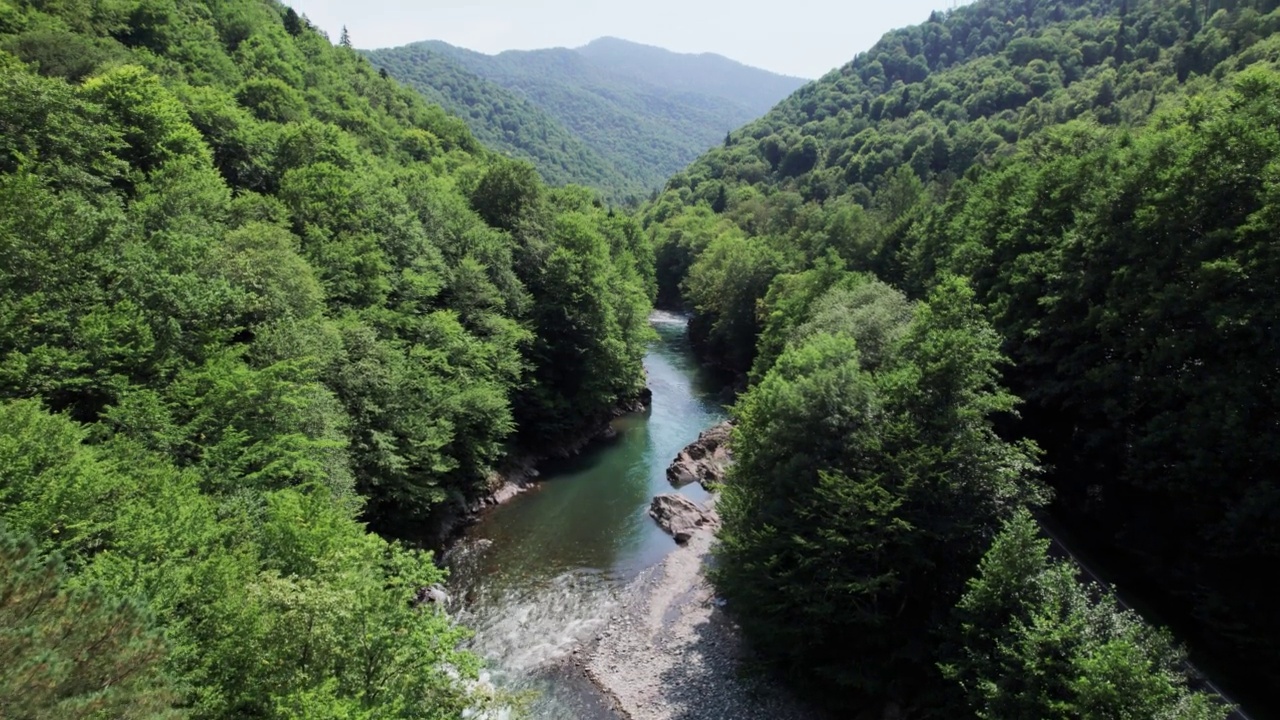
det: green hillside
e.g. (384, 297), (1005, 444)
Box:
(366, 38), (808, 203)
(575, 36), (806, 115)
(3, 0), (1275, 715)
(358, 43), (644, 200)
(0, 0), (653, 715)
(647, 0), (1280, 714)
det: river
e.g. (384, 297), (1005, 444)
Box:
(444, 311), (727, 719)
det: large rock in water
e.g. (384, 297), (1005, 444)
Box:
(666, 421), (733, 491)
(649, 494), (715, 544)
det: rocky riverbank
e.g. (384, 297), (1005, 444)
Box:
(665, 421), (732, 491)
(577, 420), (823, 720)
(580, 511), (819, 720)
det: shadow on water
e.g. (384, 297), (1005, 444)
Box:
(446, 311), (728, 719)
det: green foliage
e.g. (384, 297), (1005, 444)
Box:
(1, 0), (654, 715)
(365, 44), (639, 201)
(650, 205), (734, 307)
(751, 264), (913, 381)
(1, 29), (128, 82)
(648, 0), (1280, 709)
(683, 232), (782, 374)
(81, 64), (211, 174)
(469, 158), (543, 232)
(0, 525), (180, 720)
(0, 399), (482, 719)
(513, 202), (653, 445)
(365, 38), (808, 203)
(714, 278), (1043, 709)
(926, 68), (1280, 692)
(944, 511), (1227, 720)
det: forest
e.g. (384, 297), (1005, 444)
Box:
(356, 44), (645, 201)
(648, 0), (1280, 715)
(366, 39), (806, 205)
(2, 0), (1278, 716)
(0, 0), (653, 715)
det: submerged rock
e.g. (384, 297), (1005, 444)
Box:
(666, 421), (734, 491)
(649, 494), (716, 544)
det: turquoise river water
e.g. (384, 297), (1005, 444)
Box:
(444, 311), (727, 719)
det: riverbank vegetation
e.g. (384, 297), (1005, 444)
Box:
(0, 0), (653, 715)
(649, 0), (1279, 714)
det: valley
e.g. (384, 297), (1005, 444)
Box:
(1, 0), (1277, 718)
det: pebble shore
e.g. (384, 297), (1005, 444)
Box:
(579, 525), (820, 720)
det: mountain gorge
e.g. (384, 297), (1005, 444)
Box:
(2, 0), (1278, 717)
(366, 37), (808, 202)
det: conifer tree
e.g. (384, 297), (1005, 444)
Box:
(0, 528), (179, 719)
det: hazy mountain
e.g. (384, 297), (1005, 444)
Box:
(366, 38), (808, 201)
(362, 45), (640, 197)
(576, 36), (806, 116)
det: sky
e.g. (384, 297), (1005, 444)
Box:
(286, 0), (972, 79)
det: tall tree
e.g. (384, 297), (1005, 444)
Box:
(714, 278), (1043, 711)
(0, 527), (179, 719)
(944, 511), (1226, 720)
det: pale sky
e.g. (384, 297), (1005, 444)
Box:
(287, 0), (972, 79)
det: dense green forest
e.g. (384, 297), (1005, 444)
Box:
(646, 0), (1280, 715)
(355, 45), (644, 200)
(366, 38), (807, 203)
(4, 0), (1276, 715)
(0, 0), (653, 715)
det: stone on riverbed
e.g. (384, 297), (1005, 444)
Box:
(649, 494), (716, 544)
(666, 421), (734, 491)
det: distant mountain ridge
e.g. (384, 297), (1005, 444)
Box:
(576, 37), (806, 116)
(363, 45), (637, 196)
(366, 38), (808, 202)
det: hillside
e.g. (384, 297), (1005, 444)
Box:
(0, 0), (654, 715)
(366, 38), (808, 202)
(575, 36), (804, 115)
(357, 44), (643, 198)
(646, 0), (1280, 714)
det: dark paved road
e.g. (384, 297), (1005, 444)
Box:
(1038, 521), (1252, 720)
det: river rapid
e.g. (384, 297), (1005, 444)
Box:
(443, 311), (727, 719)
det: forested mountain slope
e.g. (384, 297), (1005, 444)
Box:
(357, 44), (642, 199)
(575, 36), (805, 115)
(367, 38), (808, 203)
(0, 0), (653, 716)
(645, 0), (1280, 714)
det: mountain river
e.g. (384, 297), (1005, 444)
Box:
(443, 311), (727, 719)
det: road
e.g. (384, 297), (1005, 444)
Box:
(1038, 521), (1253, 720)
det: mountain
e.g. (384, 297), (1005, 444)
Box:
(366, 38), (808, 202)
(645, 0), (1280, 714)
(359, 44), (642, 198)
(575, 37), (803, 116)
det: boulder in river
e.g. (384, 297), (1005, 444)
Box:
(415, 584), (450, 607)
(666, 421), (733, 491)
(649, 494), (716, 544)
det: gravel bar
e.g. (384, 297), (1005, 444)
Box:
(578, 525), (823, 720)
